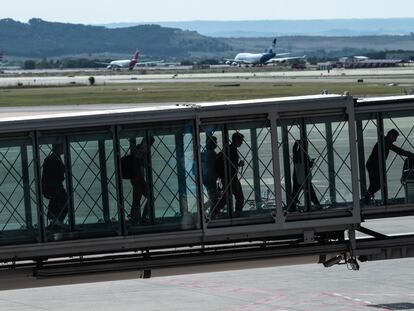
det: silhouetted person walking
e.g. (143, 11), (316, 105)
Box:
(291, 140), (319, 211)
(201, 136), (219, 210)
(130, 136), (155, 224)
(364, 129), (414, 204)
(211, 132), (245, 219)
(41, 143), (68, 228)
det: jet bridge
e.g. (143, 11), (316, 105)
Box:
(0, 94), (414, 289)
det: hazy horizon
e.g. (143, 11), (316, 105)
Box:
(3, 17), (414, 24)
(2, 0), (414, 24)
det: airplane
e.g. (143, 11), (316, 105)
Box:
(225, 38), (306, 66)
(99, 50), (163, 70)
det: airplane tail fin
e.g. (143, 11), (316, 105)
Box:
(267, 38), (277, 54)
(128, 49), (140, 70)
(132, 49), (140, 61)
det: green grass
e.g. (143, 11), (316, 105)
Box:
(0, 82), (408, 106)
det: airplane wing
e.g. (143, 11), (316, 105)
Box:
(96, 62), (111, 65)
(275, 53), (290, 57)
(266, 55), (306, 64)
(135, 60), (165, 66)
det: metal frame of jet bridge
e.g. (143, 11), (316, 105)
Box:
(0, 94), (414, 288)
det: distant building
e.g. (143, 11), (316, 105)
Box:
(335, 56), (402, 68)
(386, 52), (414, 62)
(317, 62), (333, 71)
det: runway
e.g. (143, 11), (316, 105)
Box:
(1, 66), (414, 87)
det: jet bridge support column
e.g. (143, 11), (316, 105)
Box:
(21, 144), (33, 230)
(356, 120), (367, 201)
(377, 113), (388, 204)
(64, 137), (75, 232)
(98, 140), (110, 223)
(250, 127), (262, 209)
(299, 119), (311, 211)
(326, 123), (337, 205)
(175, 131), (188, 215)
(281, 123), (292, 209)
(113, 126), (125, 235)
(33, 132), (45, 242)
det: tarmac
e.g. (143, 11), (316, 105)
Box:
(0, 258), (412, 310)
(1, 66), (414, 87)
(0, 217), (412, 310)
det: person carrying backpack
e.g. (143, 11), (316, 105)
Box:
(41, 143), (68, 229)
(291, 139), (319, 211)
(129, 136), (155, 225)
(211, 132), (245, 219)
(201, 136), (219, 210)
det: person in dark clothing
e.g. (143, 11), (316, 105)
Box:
(211, 132), (245, 219)
(41, 143), (68, 228)
(201, 136), (219, 210)
(291, 140), (319, 211)
(364, 129), (414, 204)
(130, 136), (155, 225)
(229, 132), (245, 216)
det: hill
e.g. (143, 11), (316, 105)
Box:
(1, 18), (414, 61)
(0, 18), (232, 58)
(104, 18), (414, 37)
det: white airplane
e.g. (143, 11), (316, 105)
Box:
(226, 38), (306, 66)
(99, 50), (163, 70)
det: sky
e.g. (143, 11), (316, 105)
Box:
(2, 0), (414, 24)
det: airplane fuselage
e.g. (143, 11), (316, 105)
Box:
(107, 59), (136, 70)
(233, 52), (275, 65)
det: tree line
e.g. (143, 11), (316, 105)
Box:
(22, 58), (107, 69)
(22, 58), (223, 69)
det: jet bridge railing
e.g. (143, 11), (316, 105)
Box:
(37, 128), (120, 242)
(0, 95), (361, 259)
(275, 108), (361, 229)
(355, 96), (414, 219)
(0, 134), (39, 246)
(199, 119), (276, 227)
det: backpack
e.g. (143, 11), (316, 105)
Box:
(121, 154), (134, 179)
(41, 154), (65, 199)
(215, 151), (225, 179)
